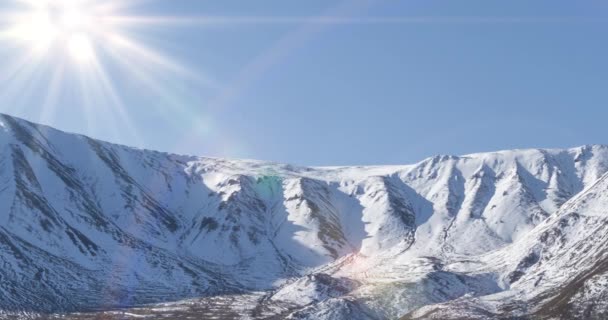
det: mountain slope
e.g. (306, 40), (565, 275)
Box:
(0, 113), (606, 319)
(402, 171), (608, 319)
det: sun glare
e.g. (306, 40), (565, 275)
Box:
(1, 0), (216, 142)
(67, 33), (94, 62)
(61, 7), (90, 30)
(8, 0), (97, 63)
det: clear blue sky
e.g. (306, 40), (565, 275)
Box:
(1, 0), (607, 165)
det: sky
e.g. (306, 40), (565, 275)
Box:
(0, 0), (607, 166)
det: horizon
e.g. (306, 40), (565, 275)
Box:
(1, 0), (606, 166)
(2, 111), (606, 168)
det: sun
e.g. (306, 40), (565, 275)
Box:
(10, 0), (97, 63)
(0, 0), (216, 142)
(67, 33), (94, 62)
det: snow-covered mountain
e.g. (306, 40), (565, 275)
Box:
(0, 113), (607, 319)
(403, 169), (608, 320)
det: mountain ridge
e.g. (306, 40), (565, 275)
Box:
(0, 113), (607, 319)
(5, 113), (607, 169)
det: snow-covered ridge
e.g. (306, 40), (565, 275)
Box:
(0, 113), (607, 319)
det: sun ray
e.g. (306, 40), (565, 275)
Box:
(0, 49), (52, 116)
(100, 41), (206, 140)
(38, 60), (67, 125)
(87, 55), (144, 145)
(99, 14), (597, 28)
(101, 32), (219, 89)
(0, 0), (225, 150)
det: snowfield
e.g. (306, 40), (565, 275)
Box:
(0, 113), (607, 319)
